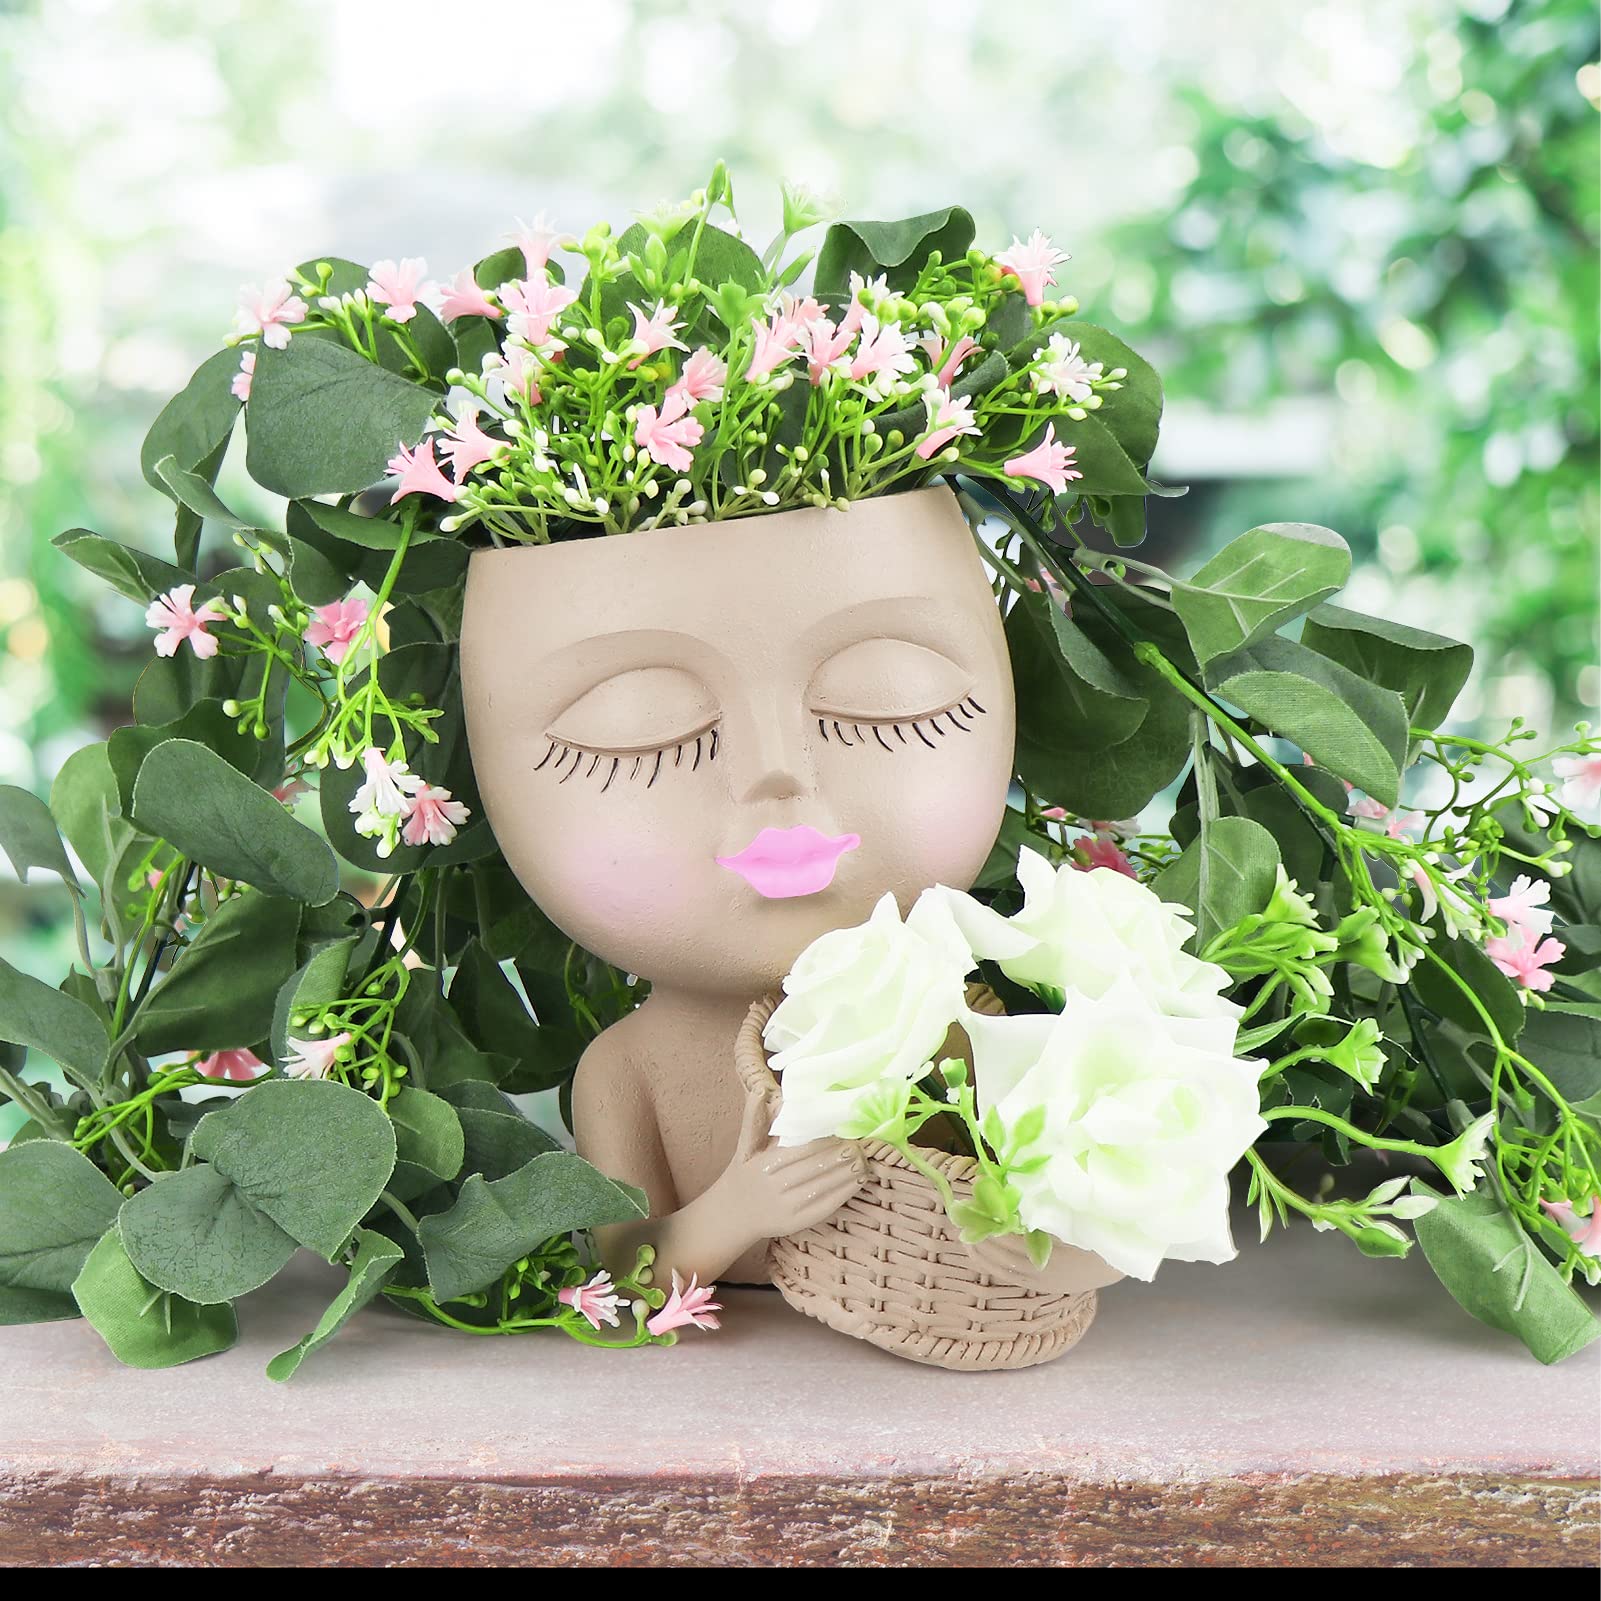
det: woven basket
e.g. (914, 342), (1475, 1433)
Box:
(735, 989), (1098, 1372)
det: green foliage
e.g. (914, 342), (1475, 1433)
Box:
(1413, 1183), (1598, 1366)
(266, 1228), (403, 1381)
(0, 1143), (124, 1320)
(72, 1230), (239, 1369)
(1153, 816), (1282, 949)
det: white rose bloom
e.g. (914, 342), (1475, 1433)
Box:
(765, 892), (975, 1147)
(939, 846), (1238, 1021)
(965, 976), (1267, 1281)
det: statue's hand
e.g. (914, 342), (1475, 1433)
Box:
(718, 1083), (867, 1238)
(967, 1230), (1124, 1294)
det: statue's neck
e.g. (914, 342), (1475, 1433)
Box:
(637, 984), (762, 1059)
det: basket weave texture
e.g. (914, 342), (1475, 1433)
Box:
(736, 989), (1098, 1372)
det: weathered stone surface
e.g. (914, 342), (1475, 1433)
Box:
(3, 1214), (1596, 1565)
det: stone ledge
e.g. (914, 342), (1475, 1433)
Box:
(3, 1214), (1597, 1566)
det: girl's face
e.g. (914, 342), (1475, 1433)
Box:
(460, 487), (1016, 995)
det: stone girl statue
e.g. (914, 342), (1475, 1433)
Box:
(462, 485), (1118, 1296)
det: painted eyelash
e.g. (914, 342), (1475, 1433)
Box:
(534, 726), (721, 790)
(817, 696), (988, 750)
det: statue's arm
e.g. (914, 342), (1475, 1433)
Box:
(574, 1036), (864, 1287)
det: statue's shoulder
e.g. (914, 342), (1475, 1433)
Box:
(573, 1009), (655, 1115)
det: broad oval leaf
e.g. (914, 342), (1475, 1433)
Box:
(246, 336), (441, 498)
(140, 348), (242, 495)
(118, 1163), (299, 1304)
(190, 1078), (397, 1259)
(1152, 815), (1283, 951)
(132, 739), (339, 905)
(0, 1142), (124, 1300)
(72, 1229), (239, 1368)
(1301, 603), (1473, 733)
(815, 206), (976, 295)
(0, 955), (109, 1083)
(266, 1227), (403, 1381)
(1174, 523), (1351, 668)
(0, 783), (78, 888)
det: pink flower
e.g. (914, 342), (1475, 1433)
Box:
(1032, 333), (1104, 402)
(510, 213), (565, 276)
(1074, 834), (1139, 878)
(272, 778), (310, 805)
(400, 781), (470, 848)
(233, 281), (307, 349)
(484, 344), (543, 408)
(366, 258), (432, 323)
(145, 584), (227, 660)
(1553, 753), (1601, 813)
(634, 390), (704, 472)
(627, 300), (688, 366)
(670, 346), (728, 405)
(438, 408), (502, 480)
(557, 1270), (625, 1331)
(1004, 424), (1083, 495)
(839, 270), (886, 337)
(1347, 792), (1391, 822)
(745, 312), (803, 380)
(350, 746), (414, 820)
(500, 274), (577, 347)
(303, 598), (370, 666)
(921, 332), (982, 389)
(1039, 806), (1069, 821)
(781, 292), (828, 329)
(194, 1048), (267, 1083)
(1484, 929), (1565, 992)
(847, 314), (916, 387)
(1488, 873), (1555, 940)
(916, 387), (981, 460)
(387, 438), (459, 504)
(282, 1032), (351, 1081)
(1385, 809), (1424, 840)
(995, 230), (1070, 307)
(436, 267), (501, 322)
(1542, 1198), (1601, 1257)
(231, 349), (256, 402)
(800, 316), (854, 384)
(646, 1270), (722, 1336)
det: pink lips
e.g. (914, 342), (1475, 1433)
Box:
(716, 825), (861, 899)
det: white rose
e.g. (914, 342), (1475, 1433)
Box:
(940, 846), (1238, 1021)
(964, 975), (1266, 1281)
(765, 892), (974, 1147)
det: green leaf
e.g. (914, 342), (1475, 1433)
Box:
(133, 892), (302, 1056)
(107, 702), (264, 814)
(419, 1151), (647, 1302)
(0, 784), (78, 888)
(132, 739), (339, 904)
(1173, 524), (1351, 668)
(141, 348), (242, 497)
(0, 956), (108, 1082)
(815, 206), (976, 295)
(1007, 590), (1148, 767)
(1516, 1006), (1601, 1104)
(151, 454), (261, 534)
(190, 1078), (397, 1259)
(266, 1227), (403, 1381)
(1412, 1183), (1599, 1364)
(51, 529), (190, 605)
(0, 1143), (124, 1307)
(451, 940), (579, 1094)
(270, 936), (357, 1067)
(1412, 933), (1526, 1044)
(119, 1163), (299, 1303)
(1152, 816), (1283, 950)
(1010, 585), (1192, 817)
(1300, 604), (1473, 733)
(0, 1286), (81, 1324)
(293, 498), (416, 550)
(245, 336), (441, 498)
(391, 980), (512, 1091)
(48, 742), (145, 928)
(388, 1087), (465, 1183)
(445, 1083), (562, 1182)
(72, 1228), (238, 1368)
(1206, 635), (1409, 807)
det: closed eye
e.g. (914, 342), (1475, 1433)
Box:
(535, 724), (721, 790)
(816, 695), (988, 751)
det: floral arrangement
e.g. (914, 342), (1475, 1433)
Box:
(0, 167), (1596, 1376)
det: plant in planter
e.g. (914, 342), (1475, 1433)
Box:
(0, 166), (1596, 1378)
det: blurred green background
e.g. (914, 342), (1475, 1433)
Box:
(1, 0), (1597, 983)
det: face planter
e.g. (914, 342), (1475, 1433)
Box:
(461, 485), (1016, 1284)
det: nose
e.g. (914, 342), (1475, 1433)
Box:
(732, 697), (815, 806)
